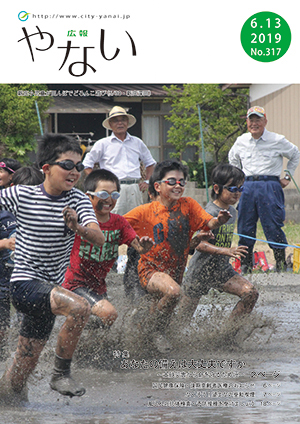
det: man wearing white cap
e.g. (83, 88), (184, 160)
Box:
(83, 106), (156, 299)
(229, 106), (300, 273)
(83, 106), (156, 214)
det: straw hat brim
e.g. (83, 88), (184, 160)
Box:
(102, 113), (136, 130)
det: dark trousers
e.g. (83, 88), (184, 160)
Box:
(238, 179), (287, 250)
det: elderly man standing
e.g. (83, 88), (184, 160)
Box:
(83, 106), (156, 299)
(83, 106), (156, 213)
(229, 106), (300, 273)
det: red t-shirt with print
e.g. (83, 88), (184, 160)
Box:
(63, 213), (136, 295)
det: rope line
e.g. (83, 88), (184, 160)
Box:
(233, 233), (300, 249)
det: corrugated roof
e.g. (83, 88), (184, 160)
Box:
(46, 84), (183, 113)
(47, 96), (112, 114)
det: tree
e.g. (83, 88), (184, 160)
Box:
(0, 84), (53, 162)
(163, 84), (249, 163)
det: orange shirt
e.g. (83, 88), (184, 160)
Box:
(124, 197), (213, 287)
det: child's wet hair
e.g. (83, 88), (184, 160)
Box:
(211, 163), (245, 199)
(149, 160), (188, 198)
(11, 166), (44, 186)
(37, 133), (82, 168)
(84, 169), (120, 193)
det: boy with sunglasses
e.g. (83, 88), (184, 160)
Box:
(181, 163), (259, 329)
(123, 160), (231, 352)
(0, 134), (105, 405)
(62, 169), (154, 329)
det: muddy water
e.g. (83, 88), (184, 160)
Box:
(1, 272), (300, 424)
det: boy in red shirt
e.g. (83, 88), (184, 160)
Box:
(124, 160), (231, 351)
(63, 169), (153, 327)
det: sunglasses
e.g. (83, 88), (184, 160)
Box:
(86, 190), (121, 200)
(0, 162), (15, 173)
(159, 178), (186, 187)
(50, 160), (85, 172)
(223, 185), (244, 193)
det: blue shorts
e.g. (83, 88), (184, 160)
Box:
(10, 280), (56, 340)
(73, 287), (107, 307)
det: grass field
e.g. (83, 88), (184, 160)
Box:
(231, 220), (300, 269)
(119, 220), (300, 271)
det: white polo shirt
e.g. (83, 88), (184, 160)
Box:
(83, 132), (156, 179)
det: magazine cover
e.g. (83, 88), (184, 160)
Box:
(1, 2), (299, 423)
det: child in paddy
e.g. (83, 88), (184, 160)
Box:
(0, 134), (105, 404)
(63, 169), (154, 328)
(181, 163), (259, 324)
(124, 160), (232, 351)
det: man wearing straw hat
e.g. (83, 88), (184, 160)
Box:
(229, 106), (300, 273)
(83, 106), (156, 299)
(83, 106), (156, 214)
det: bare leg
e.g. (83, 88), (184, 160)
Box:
(222, 275), (259, 320)
(147, 272), (181, 315)
(50, 286), (91, 359)
(1, 286), (91, 401)
(5, 287), (91, 396)
(6, 336), (46, 393)
(145, 273), (181, 353)
(49, 286), (91, 397)
(91, 300), (118, 327)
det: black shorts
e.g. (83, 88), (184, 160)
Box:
(73, 287), (107, 307)
(10, 279), (56, 340)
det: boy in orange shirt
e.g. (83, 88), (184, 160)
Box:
(124, 160), (231, 351)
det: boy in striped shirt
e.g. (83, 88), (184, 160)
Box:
(0, 134), (104, 404)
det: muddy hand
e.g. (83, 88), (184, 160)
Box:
(232, 245), (248, 258)
(139, 236), (155, 253)
(197, 230), (214, 242)
(217, 209), (232, 225)
(62, 206), (78, 232)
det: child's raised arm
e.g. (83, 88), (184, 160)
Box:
(196, 242), (248, 258)
(207, 209), (232, 229)
(130, 236), (154, 254)
(63, 206), (105, 247)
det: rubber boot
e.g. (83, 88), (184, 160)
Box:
(50, 355), (85, 397)
(273, 248), (287, 273)
(240, 246), (254, 275)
